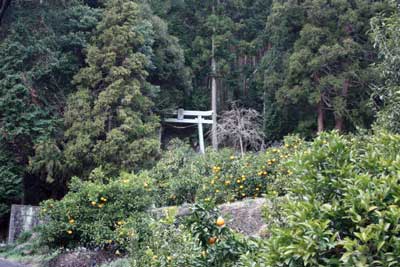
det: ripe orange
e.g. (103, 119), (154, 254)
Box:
(216, 216), (225, 227)
(208, 236), (217, 245)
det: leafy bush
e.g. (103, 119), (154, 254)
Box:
(196, 135), (305, 204)
(129, 218), (202, 267)
(150, 136), (305, 206)
(371, 7), (400, 134)
(130, 203), (251, 267)
(184, 203), (251, 266)
(148, 139), (202, 206)
(241, 131), (400, 266)
(39, 171), (154, 250)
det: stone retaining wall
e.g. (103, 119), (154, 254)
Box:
(152, 198), (267, 236)
(8, 205), (41, 244)
(7, 198), (267, 245)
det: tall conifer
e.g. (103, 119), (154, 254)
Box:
(64, 0), (160, 177)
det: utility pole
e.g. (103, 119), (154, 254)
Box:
(211, 3), (218, 150)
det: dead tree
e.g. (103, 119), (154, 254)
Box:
(216, 105), (264, 156)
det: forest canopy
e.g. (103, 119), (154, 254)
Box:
(0, 0), (398, 238)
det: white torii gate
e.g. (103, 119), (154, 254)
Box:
(164, 109), (214, 154)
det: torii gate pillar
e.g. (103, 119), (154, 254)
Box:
(164, 109), (214, 154)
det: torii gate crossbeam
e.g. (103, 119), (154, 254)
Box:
(164, 109), (214, 154)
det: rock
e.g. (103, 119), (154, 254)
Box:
(21, 250), (33, 256)
(8, 205), (41, 244)
(152, 198), (267, 237)
(0, 258), (30, 267)
(219, 198), (267, 237)
(48, 250), (116, 267)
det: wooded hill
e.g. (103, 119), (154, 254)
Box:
(0, 0), (397, 232)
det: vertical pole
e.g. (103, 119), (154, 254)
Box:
(158, 125), (163, 149)
(211, 3), (218, 150)
(198, 115), (205, 154)
(261, 91), (266, 151)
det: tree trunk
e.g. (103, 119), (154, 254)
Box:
(261, 91), (266, 151)
(334, 79), (350, 132)
(0, 0), (11, 25)
(211, 5), (218, 150)
(317, 100), (325, 133)
(239, 135), (244, 157)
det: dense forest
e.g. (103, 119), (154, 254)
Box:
(0, 0), (400, 266)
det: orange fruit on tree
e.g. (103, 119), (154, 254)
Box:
(216, 216), (225, 227)
(208, 236), (217, 245)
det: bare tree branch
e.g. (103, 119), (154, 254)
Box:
(215, 104), (264, 156)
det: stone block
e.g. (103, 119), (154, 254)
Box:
(8, 205), (41, 244)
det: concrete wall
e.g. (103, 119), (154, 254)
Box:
(8, 205), (41, 244)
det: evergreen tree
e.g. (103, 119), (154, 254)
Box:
(143, 4), (192, 111)
(262, 0), (391, 136)
(371, 2), (400, 133)
(62, 0), (160, 178)
(149, 0), (272, 110)
(256, 0), (305, 139)
(0, 0), (100, 222)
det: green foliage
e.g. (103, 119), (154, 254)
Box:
(4, 2), (400, 266)
(1, 0), (191, 215)
(129, 218), (202, 267)
(150, 0), (394, 138)
(148, 136), (304, 206)
(0, 1), (100, 151)
(149, 0), (272, 110)
(39, 172), (154, 250)
(241, 131), (400, 266)
(28, 1), (192, 187)
(130, 203), (250, 267)
(145, 7), (192, 110)
(0, 146), (22, 219)
(196, 136), (305, 204)
(148, 140), (256, 206)
(184, 203), (250, 266)
(0, 0), (100, 209)
(0, 229), (52, 261)
(371, 4), (400, 133)
(148, 139), (201, 206)
(61, 0), (161, 179)
(267, 0), (392, 133)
